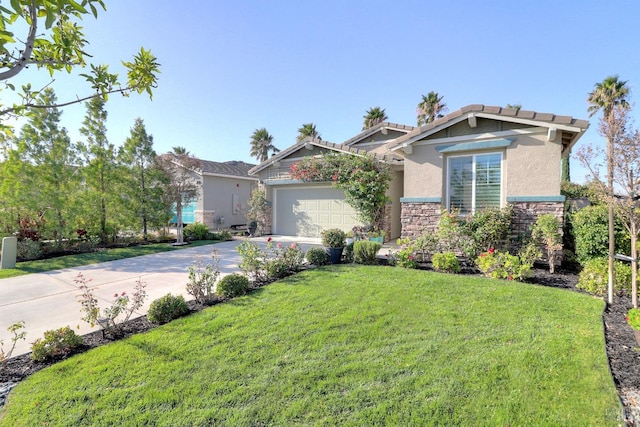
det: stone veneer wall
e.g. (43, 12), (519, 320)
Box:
(195, 210), (216, 229)
(382, 203), (392, 242)
(509, 201), (564, 251)
(400, 202), (442, 240)
(400, 200), (565, 253)
(261, 203), (273, 236)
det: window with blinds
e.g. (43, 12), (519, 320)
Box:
(447, 153), (502, 214)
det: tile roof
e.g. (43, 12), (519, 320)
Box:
(342, 122), (416, 146)
(388, 104), (590, 151)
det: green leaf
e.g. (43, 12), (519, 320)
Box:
(67, 0), (87, 14)
(9, 0), (21, 15)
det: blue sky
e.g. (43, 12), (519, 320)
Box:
(7, 0), (640, 183)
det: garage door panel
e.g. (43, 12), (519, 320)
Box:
(274, 186), (359, 237)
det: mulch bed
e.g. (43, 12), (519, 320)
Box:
(1, 267), (639, 424)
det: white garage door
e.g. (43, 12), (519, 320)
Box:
(274, 185), (359, 237)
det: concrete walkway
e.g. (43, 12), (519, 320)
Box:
(0, 236), (321, 358)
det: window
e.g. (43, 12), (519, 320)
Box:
(447, 153), (502, 214)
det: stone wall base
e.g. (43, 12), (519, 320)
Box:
(400, 202), (442, 240)
(195, 210), (216, 229)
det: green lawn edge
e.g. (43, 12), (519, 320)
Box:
(0, 265), (622, 426)
(0, 240), (220, 279)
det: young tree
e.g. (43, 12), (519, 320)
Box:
(587, 75), (630, 304)
(78, 96), (118, 245)
(249, 128), (279, 163)
(0, 1), (159, 128)
(118, 118), (166, 241)
(296, 123), (321, 142)
(417, 91), (447, 126)
(362, 107), (388, 130)
(157, 147), (199, 245)
(15, 88), (80, 246)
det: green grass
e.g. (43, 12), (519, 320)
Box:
(0, 266), (622, 426)
(0, 240), (219, 279)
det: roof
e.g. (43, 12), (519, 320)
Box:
(342, 122), (415, 146)
(248, 137), (402, 176)
(198, 159), (257, 178)
(388, 104), (590, 152)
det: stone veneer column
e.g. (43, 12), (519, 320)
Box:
(195, 210), (216, 229)
(261, 202), (273, 235)
(400, 199), (442, 240)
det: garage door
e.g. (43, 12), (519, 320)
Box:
(274, 185), (359, 237)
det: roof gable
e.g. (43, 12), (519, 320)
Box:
(343, 122), (415, 147)
(389, 104), (589, 153)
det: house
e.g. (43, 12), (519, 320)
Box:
(169, 157), (258, 229)
(249, 105), (589, 241)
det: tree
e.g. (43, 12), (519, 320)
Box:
(505, 104), (522, 112)
(15, 88), (79, 246)
(362, 107), (388, 130)
(78, 96), (118, 245)
(0, 0), (159, 127)
(296, 123), (321, 142)
(249, 128), (279, 163)
(577, 105), (640, 307)
(587, 75), (630, 305)
(118, 118), (166, 241)
(417, 91), (447, 126)
(157, 147), (199, 245)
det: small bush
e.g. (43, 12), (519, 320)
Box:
(306, 247), (330, 266)
(432, 252), (461, 273)
(212, 229), (232, 241)
(344, 242), (354, 263)
(389, 248), (419, 269)
(353, 241), (381, 265)
(17, 239), (43, 261)
(217, 273), (250, 298)
(577, 257), (632, 297)
(147, 294), (189, 324)
(186, 252), (220, 305)
(572, 205), (630, 264)
(31, 326), (83, 361)
(184, 222), (210, 241)
(475, 249), (532, 281)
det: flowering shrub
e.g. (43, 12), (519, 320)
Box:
(388, 248), (419, 269)
(76, 273), (148, 337)
(432, 252), (461, 273)
(30, 326), (83, 361)
(475, 248), (532, 281)
(236, 239), (305, 284)
(627, 308), (640, 331)
(186, 251), (220, 305)
(0, 321), (26, 365)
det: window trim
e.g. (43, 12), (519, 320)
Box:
(445, 151), (504, 214)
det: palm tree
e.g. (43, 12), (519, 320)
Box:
(587, 75), (630, 305)
(249, 128), (279, 163)
(171, 146), (189, 156)
(505, 104), (522, 112)
(296, 123), (321, 142)
(416, 91), (447, 126)
(362, 107), (388, 130)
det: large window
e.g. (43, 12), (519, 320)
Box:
(447, 153), (502, 214)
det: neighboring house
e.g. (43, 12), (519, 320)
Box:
(170, 157), (258, 229)
(249, 105), (589, 242)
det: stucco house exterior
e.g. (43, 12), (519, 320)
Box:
(249, 104), (589, 242)
(170, 157), (258, 229)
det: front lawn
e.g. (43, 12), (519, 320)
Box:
(0, 240), (218, 279)
(0, 265), (621, 425)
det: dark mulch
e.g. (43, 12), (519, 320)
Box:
(1, 267), (639, 423)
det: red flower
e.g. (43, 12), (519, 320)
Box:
(267, 237), (272, 242)
(508, 275), (513, 281)
(113, 293), (118, 297)
(277, 243), (282, 249)
(626, 316), (630, 322)
(488, 248), (495, 254)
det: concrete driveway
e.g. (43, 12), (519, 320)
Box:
(0, 236), (321, 358)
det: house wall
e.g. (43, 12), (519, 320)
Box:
(197, 175), (257, 229)
(386, 170), (404, 240)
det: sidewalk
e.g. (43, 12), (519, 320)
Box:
(0, 236), (321, 358)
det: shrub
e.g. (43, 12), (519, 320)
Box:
(466, 206), (513, 255)
(353, 241), (381, 265)
(432, 252), (461, 273)
(408, 232), (439, 262)
(627, 308), (640, 331)
(436, 211), (474, 257)
(475, 249), (532, 281)
(217, 273), (250, 298)
(321, 228), (346, 248)
(237, 240), (266, 282)
(531, 214), (563, 273)
(390, 248), (419, 269)
(17, 238), (43, 261)
(212, 229), (232, 241)
(306, 246), (330, 266)
(147, 294), (189, 324)
(572, 204), (630, 264)
(184, 222), (210, 241)
(31, 326), (83, 361)
(186, 251), (220, 305)
(344, 242), (354, 263)
(577, 257), (632, 296)
(0, 321), (27, 365)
